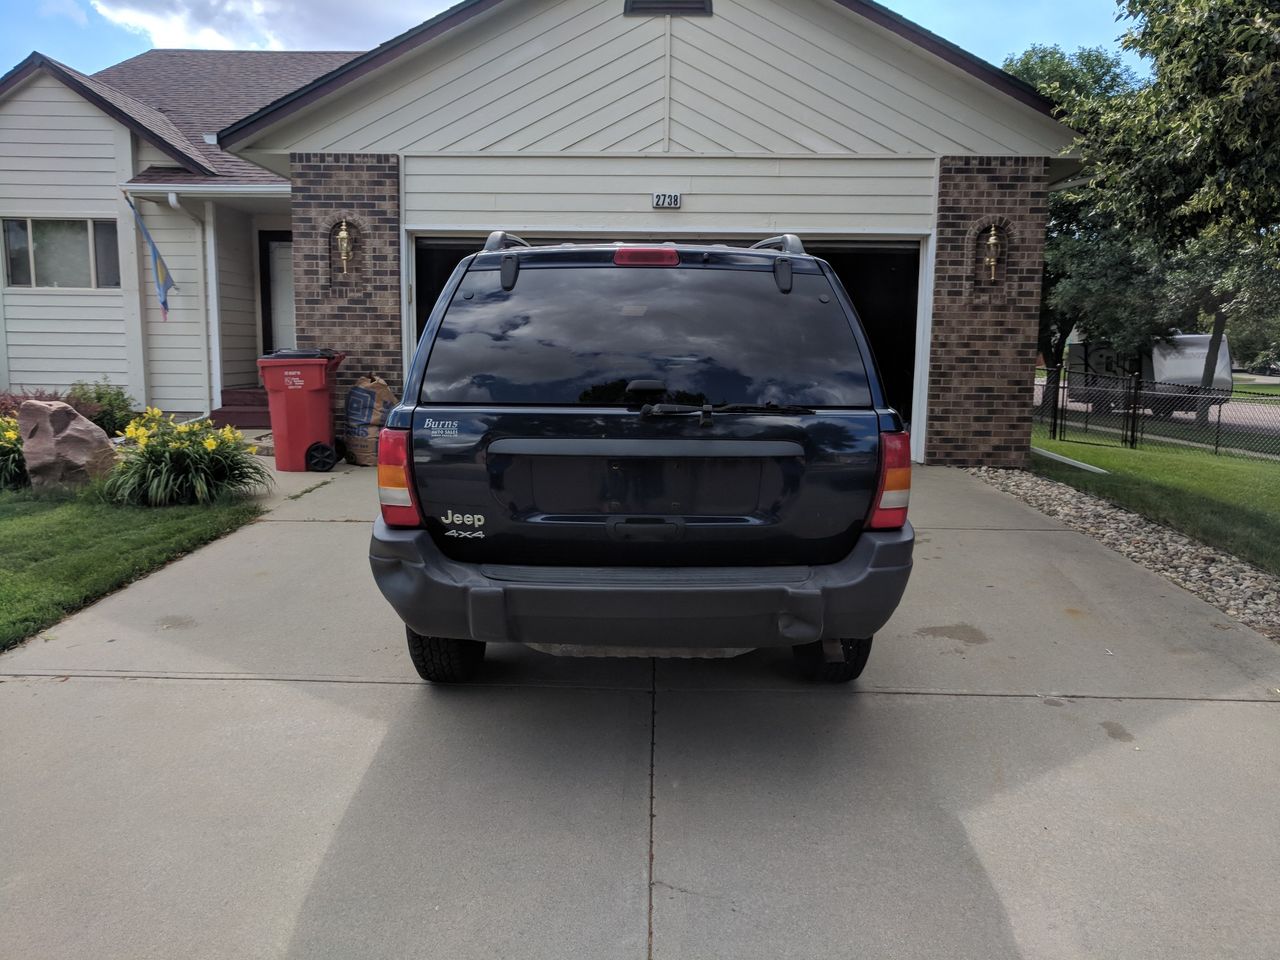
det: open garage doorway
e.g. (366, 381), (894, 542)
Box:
(414, 238), (479, 340)
(413, 236), (920, 427)
(807, 242), (920, 425)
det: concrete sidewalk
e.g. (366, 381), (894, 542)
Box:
(1, 466), (1277, 959)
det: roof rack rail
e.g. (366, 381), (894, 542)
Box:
(483, 230), (532, 252)
(750, 234), (806, 255)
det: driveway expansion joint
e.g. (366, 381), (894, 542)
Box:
(913, 525), (1075, 532)
(647, 658), (657, 960)
(2, 670), (1277, 703)
(257, 518), (373, 523)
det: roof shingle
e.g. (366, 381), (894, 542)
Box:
(93, 49), (360, 185)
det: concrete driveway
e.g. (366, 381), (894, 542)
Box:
(2, 467), (1277, 960)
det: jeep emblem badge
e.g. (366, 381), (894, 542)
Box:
(440, 509), (485, 527)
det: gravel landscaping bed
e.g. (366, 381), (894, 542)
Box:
(968, 467), (1280, 641)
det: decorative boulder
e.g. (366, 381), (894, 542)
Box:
(17, 400), (116, 490)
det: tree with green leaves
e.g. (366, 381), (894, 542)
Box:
(1003, 45), (1156, 367)
(1081, 1), (1280, 249)
(1159, 235), (1280, 372)
(1072, 1), (1280, 394)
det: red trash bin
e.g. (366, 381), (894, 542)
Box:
(257, 349), (346, 472)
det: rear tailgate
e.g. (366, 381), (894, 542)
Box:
(410, 407), (880, 566)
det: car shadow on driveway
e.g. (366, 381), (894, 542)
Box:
(272, 639), (1278, 960)
(273, 650), (1031, 960)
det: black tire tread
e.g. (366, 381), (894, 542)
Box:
(406, 627), (485, 683)
(792, 637), (873, 683)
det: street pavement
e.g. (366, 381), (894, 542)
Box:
(1, 466), (1277, 959)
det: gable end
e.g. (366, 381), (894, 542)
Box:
(219, 0), (1058, 151)
(0, 54), (216, 176)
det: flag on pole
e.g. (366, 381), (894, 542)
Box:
(125, 195), (176, 320)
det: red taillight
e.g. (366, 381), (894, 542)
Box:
(377, 428), (422, 528)
(868, 431), (911, 530)
(614, 247), (680, 266)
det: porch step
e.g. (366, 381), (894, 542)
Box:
(212, 385), (270, 429)
(221, 386), (267, 406)
(212, 403), (271, 429)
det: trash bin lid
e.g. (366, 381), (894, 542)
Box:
(260, 348), (338, 360)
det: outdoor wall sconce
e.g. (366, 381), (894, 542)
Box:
(336, 220), (353, 274)
(984, 224), (1002, 281)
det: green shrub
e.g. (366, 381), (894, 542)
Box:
(105, 408), (271, 506)
(67, 379), (136, 437)
(0, 414), (27, 489)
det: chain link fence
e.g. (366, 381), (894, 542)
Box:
(1034, 367), (1280, 461)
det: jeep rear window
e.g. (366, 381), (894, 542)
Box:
(420, 265), (872, 406)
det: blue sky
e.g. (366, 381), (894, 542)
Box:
(4, 0), (1139, 77)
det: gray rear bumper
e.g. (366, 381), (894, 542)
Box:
(369, 521), (913, 649)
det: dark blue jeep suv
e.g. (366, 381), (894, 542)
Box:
(370, 233), (913, 683)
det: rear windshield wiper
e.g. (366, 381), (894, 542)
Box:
(713, 403), (816, 415)
(639, 401), (815, 424)
(639, 403), (705, 418)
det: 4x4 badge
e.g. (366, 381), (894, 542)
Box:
(444, 529), (485, 539)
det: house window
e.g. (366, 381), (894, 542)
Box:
(624, 0), (712, 15)
(2, 218), (120, 289)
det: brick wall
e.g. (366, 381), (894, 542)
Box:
(927, 156), (1048, 466)
(290, 153), (402, 425)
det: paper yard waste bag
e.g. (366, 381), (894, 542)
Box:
(344, 375), (398, 465)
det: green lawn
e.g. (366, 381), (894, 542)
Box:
(1233, 382), (1280, 398)
(1029, 437), (1280, 576)
(1051, 403), (1280, 457)
(0, 491), (260, 651)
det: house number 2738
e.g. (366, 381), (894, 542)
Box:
(652, 193), (682, 209)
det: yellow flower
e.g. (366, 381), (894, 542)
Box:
(136, 435), (148, 449)
(246, 445), (258, 456)
(176, 423), (190, 434)
(203, 437), (218, 451)
(3, 430), (16, 442)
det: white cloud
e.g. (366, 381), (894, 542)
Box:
(87, 0), (456, 51)
(91, 1), (277, 49)
(39, 0), (90, 26)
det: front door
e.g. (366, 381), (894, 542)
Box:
(268, 240), (295, 351)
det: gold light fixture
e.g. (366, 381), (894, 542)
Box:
(336, 220), (352, 273)
(984, 224), (1001, 281)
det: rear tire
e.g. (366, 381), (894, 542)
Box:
(406, 627), (486, 683)
(792, 637), (873, 683)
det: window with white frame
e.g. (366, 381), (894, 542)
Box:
(2, 218), (120, 289)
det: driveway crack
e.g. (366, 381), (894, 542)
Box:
(647, 657), (656, 960)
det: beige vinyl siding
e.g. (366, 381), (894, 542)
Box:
(2, 289), (128, 389)
(137, 203), (207, 411)
(256, 0), (1071, 157)
(134, 140), (176, 175)
(215, 207), (260, 387)
(668, 0), (1067, 156)
(404, 155), (938, 234)
(0, 75), (120, 215)
(0, 74), (127, 390)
